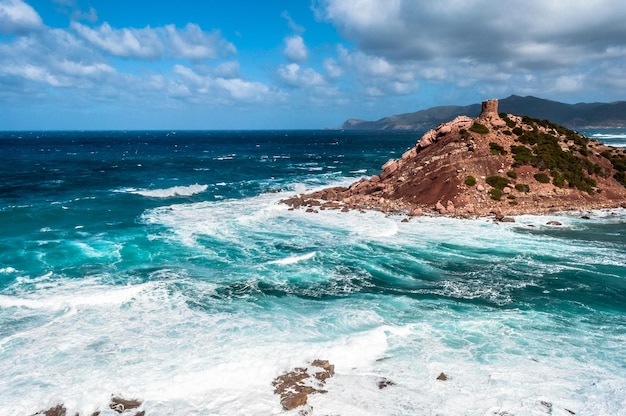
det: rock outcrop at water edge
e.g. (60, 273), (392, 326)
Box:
(284, 99), (626, 218)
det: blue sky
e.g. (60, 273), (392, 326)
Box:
(1, 0), (626, 130)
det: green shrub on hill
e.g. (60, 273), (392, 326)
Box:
(486, 176), (510, 190)
(508, 124), (600, 193)
(512, 127), (524, 136)
(600, 150), (626, 187)
(499, 113), (517, 128)
(534, 173), (550, 183)
(469, 122), (489, 134)
(489, 188), (503, 200)
(506, 170), (517, 179)
(489, 142), (507, 155)
(465, 176), (477, 186)
(515, 183), (530, 192)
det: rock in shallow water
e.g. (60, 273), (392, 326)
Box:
(272, 359), (335, 411)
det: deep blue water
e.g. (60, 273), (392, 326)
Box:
(0, 130), (625, 415)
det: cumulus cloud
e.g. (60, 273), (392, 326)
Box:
(314, 0), (626, 100)
(319, 1), (626, 66)
(71, 22), (163, 59)
(166, 23), (236, 59)
(71, 21), (236, 60)
(284, 35), (309, 62)
(172, 64), (273, 103)
(278, 63), (326, 88)
(0, 0), (43, 34)
(336, 46), (417, 95)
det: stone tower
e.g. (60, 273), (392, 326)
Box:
(478, 99), (505, 126)
(480, 99), (498, 117)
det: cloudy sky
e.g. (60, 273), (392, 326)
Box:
(1, 0), (626, 130)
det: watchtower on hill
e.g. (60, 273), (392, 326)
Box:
(480, 99), (499, 117)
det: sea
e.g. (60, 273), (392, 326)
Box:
(0, 128), (625, 416)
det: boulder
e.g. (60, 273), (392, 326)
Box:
(273, 360), (335, 411)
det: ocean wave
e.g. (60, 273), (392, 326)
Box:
(591, 133), (626, 139)
(268, 252), (316, 265)
(122, 184), (208, 198)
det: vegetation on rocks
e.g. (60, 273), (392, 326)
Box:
(499, 112), (517, 128)
(469, 122), (489, 134)
(489, 188), (503, 201)
(486, 175), (510, 190)
(601, 149), (626, 187)
(286, 99), (626, 218)
(508, 117), (600, 193)
(489, 142), (507, 155)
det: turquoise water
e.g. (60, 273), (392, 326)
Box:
(1, 130), (625, 415)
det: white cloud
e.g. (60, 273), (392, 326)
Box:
(71, 22), (163, 59)
(314, 0), (626, 102)
(324, 58), (343, 80)
(278, 63), (325, 88)
(281, 11), (305, 33)
(0, 0), (43, 34)
(172, 64), (274, 103)
(166, 23), (236, 60)
(318, 1), (626, 69)
(72, 22), (236, 60)
(284, 35), (309, 62)
(336, 46), (417, 95)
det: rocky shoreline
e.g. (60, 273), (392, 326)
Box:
(283, 100), (626, 219)
(32, 361), (581, 415)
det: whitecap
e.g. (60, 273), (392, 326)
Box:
(122, 184), (208, 198)
(268, 252), (316, 265)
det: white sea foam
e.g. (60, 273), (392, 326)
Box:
(592, 133), (626, 139)
(3, 187), (625, 415)
(268, 251), (316, 265)
(2, 274), (623, 415)
(121, 184), (208, 198)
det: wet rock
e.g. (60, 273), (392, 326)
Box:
(273, 360), (335, 411)
(376, 377), (396, 389)
(500, 216), (515, 222)
(110, 397), (142, 414)
(34, 405), (67, 416)
(436, 372), (448, 381)
(546, 220), (562, 226)
(540, 400), (553, 412)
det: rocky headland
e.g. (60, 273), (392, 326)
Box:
(284, 100), (626, 218)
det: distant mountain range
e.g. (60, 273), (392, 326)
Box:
(339, 95), (626, 131)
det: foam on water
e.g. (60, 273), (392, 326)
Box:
(2, 269), (624, 415)
(119, 184), (209, 198)
(2, 130), (626, 415)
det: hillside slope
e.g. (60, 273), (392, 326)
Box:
(340, 95), (626, 130)
(287, 100), (626, 218)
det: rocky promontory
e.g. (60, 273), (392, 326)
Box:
(284, 99), (626, 218)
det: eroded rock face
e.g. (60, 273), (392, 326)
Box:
(272, 360), (335, 411)
(282, 99), (626, 218)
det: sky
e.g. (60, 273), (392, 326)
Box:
(1, 0), (626, 130)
